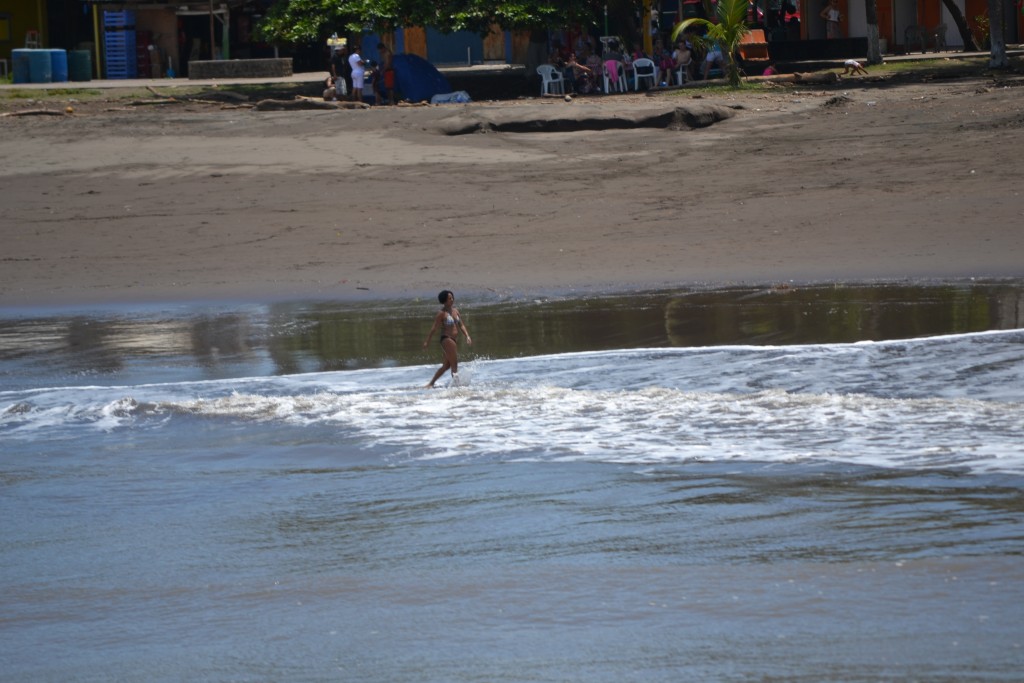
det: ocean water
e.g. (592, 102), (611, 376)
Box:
(2, 284), (1023, 682)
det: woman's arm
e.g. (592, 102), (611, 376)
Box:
(423, 312), (442, 348)
(457, 310), (472, 345)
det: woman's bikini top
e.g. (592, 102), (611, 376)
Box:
(443, 310), (461, 328)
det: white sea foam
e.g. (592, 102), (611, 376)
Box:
(3, 330), (1023, 473)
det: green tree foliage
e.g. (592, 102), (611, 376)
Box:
(671, 0), (749, 87)
(258, 0), (614, 44)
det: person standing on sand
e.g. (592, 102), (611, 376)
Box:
(348, 43), (365, 103)
(820, 0), (842, 39)
(376, 42), (396, 105)
(330, 45), (350, 98)
(423, 290), (472, 388)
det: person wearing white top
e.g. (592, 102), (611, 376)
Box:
(820, 0), (842, 39)
(348, 45), (365, 102)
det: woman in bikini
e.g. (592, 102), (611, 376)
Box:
(423, 289), (472, 387)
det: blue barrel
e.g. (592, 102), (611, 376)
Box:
(28, 49), (53, 83)
(12, 49), (32, 84)
(69, 50), (92, 81)
(49, 49), (69, 82)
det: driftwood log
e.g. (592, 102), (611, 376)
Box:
(0, 109), (69, 117)
(144, 86), (250, 106)
(647, 71), (841, 93)
(745, 72), (842, 84)
(254, 98), (370, 111)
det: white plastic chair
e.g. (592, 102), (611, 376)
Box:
(674, 59), (691, 85)
(537, 64), (565, 96)
(927, 23), (948, 52)
(632, 58), (658, 90)
(602, 60), (627, 94)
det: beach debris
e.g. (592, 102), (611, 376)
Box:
(201, 90), (248, 102)
(141, 85), (250, 108)
(792, 71), (840, 84)
(255, 97), (370, 111)
(745, 71), (839, 85)
(823, 94), (853, 107)
(131, 99), (183, 106)
(0, 109), (70, 117)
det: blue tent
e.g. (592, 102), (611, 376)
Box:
(392, 54), (451, 103)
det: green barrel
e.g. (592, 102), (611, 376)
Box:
(69, 50), (93, 81)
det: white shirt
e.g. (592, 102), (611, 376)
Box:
(349, 52), (364, 78)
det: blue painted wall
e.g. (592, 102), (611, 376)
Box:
(425, 28), (482, 64)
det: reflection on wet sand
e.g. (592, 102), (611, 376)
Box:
(1, 281), (1022, 387)
(664, 283), (1024, 347)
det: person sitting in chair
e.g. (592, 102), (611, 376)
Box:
(672, 40), (693, 84)
(565, 52), (596, 94)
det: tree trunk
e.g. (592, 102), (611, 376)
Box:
(988, 0), (1009, 67)
(864, 0), (882, 64)
(939, 0), (979, 50)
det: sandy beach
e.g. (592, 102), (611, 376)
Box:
(1, 74), (1022, 307)
(4, 71), (1024, 683)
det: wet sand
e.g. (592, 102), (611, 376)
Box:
(4, 283), (1021, 389)
(1, 77), (1022, 307)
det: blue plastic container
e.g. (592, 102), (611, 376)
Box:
(103, 10), (136, 28)
(49, 49), (69, 82)
(28, 49), (53, 83)
(104, 29), (138, 78)
(12, 49), (32, 84)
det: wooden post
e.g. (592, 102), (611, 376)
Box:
(209, 0), (215, 60)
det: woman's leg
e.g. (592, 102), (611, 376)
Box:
(441, 337), (459, 377)
(427, 338), (459, 387)
(427, 358), (449, 387)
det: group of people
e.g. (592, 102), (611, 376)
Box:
(544, 0), (860, 94)
(549, 33), (731, 94)
(548, 39), (610, 94)
(652, 37), (728, 84)
(325, 42), (396, 105)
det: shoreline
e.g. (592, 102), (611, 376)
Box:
(3, 276), (1022, 318)
(4, 282), (1022, 392)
